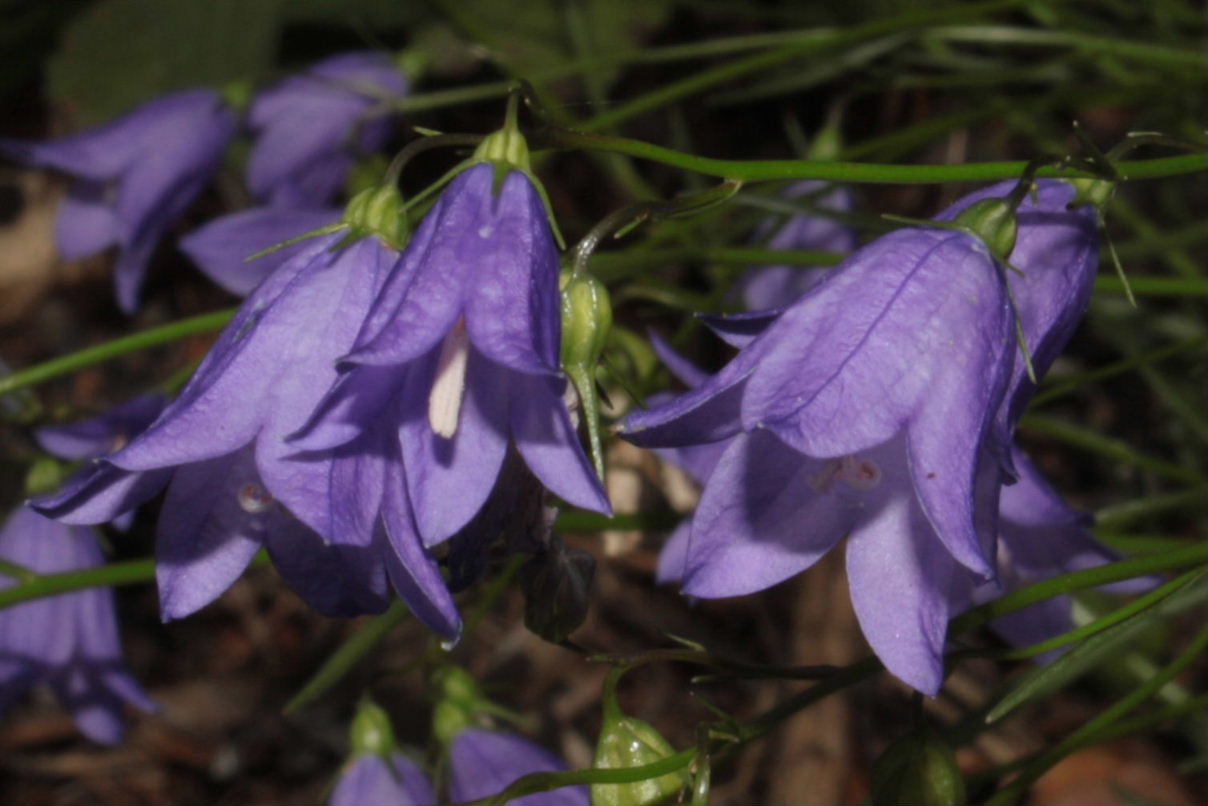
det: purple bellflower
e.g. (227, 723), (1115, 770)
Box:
(449, 727), (590, 806)
(293, 158), (611, 553)
(0, 506), (155, 744)
(0, 90), (236, 312)
(34, 393), (167, 531)
(623, 180), (1100, 693)
(248, 52), (407, 207)
(35, 222), (458, 634)
(329, 752), (436, 806)
(180, 206), (342, 296)
(734, 180), (855, 311)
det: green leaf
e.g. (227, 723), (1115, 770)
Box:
(985, 568), (1207, 725)
(47, 0), (283, 126)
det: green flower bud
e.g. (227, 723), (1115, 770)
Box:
(561, 272), (613, 372)
(592, 711), (686, 806)
(25, 457), (64, 497)
(954, 197), (1017, 262)
(432, 665), (486, 746)
(343, 183), (408, 248)
(869, 728), (966, 806)
(350, 699), (398, 757)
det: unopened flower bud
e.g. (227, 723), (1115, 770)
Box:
(869, 728), (966, 806)
(1068, 176), (1115, 210)
(592, 709), (686, 806)
(350, 699), (397, 757)
(561, 271), (613, 371)
(432, 665), (486, 746)
(954, 197), (1017, 262)
(473, 126), (531, 171)
(24, 457), (64, 498)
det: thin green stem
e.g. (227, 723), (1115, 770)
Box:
(0, 309), (235, 397)
(927, 25), (1208, 69)
(1020, 414), (1207, 484)
(284, 600), (411, 714)
(949, 543), (1207, 635)
(1031, 336), (1207, 406)
(1095, 485), (1208, 530)
(984, 626), (1208, 805)
(541, 129), (1207, 183)
(1094, 275), (1208, 296)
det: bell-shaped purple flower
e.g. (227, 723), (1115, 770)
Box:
(180, 206), (341, 296)
(34, 393), (167, 531)
(329, 752), (436, 806)
(449, 728), (590, 806)
(248, 52), (407, 207)
(0, 90), (236, 312)
(295, 163), (611, 551)
(734, 180), (855, 311)
(627, 181), (1103, 693)
(0, 506), (156, 744)
(35, 230), (458, 634)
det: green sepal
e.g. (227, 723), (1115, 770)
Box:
(952, 198), (1018, 263)
(560, 271), (613, 480)
(342, 182), (410, 249)
(24, 457), (64, 498)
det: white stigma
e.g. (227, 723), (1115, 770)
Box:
(836, 455), (883, 490)
(237, 483), (274, 514)
(429, 319), (470, 439)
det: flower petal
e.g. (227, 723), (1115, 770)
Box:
(681, 431), (856, 598)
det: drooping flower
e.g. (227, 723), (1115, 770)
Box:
(34, 393), (167, 531)
(35, 216), (458, 633)
(294, 158), (611, 552)
(449, 727), (590, 806)
(623, 180), (1101, 693)
(0, 506), (155, 744)
(0, 90), (236, 312)
(733, 180), (855, 311)
(180, 206), (341, 296)
(248, 52), (407, 207)
(329, 752), (436, 806)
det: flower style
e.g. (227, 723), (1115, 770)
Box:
(734, 180), (855, 311)
(0, 506), (155, 744)
(329, 752), (436, 806)
(448, 728), (590, 806)
(35, 229), (458, 634)
(248, 52), (407, 207)
(294, 161), (611, 551)
(623, 180), (1101, 693)
(0, 90), (236, 312)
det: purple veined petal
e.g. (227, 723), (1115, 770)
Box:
(845, 489), (956, 696)
(254, 238), (398, 532)
(249, 52), (407, 207)
(0, 90), (224, 180)
(648, 329), (710, 389)
(510, 372), (611, 516)
(464, 168), (562, 376)
(399, 349), (509, 546)
(329, 752), (435, 806)
(180, 207), (342, 297)
(34, 393), (167, 461)
(264, 507), (390, 617)
(736, 266), (830, 312)
(619, 331), (773, 449)
(288, 364), (400, 452)
(55, 181), (120, 260)
(681, 430), (859, 598)
(697, 307), (784, 349)
(154, 449), (269, 621)
(112, 232), (159, 314)
(656, 519), (692, 584)
(449, 728), (590, 806)
(651, 439), (730, 488)
(937, 180), (1099, 430)
(379, 460), (461, 639)
(281, 425), (390, 548)
(29, 461), (171, 526)
(748, 229), (1008, 459)
(345, 183), (465, 366)
(109, 233), (343, 471)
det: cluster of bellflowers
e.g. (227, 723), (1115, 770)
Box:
(0, 42), (1140, 761)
